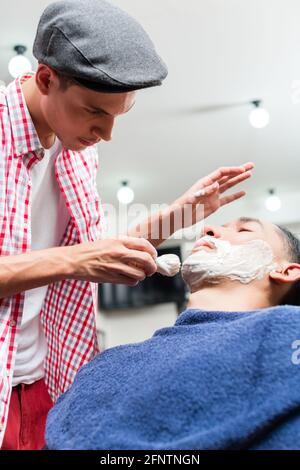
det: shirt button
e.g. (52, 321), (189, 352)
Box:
(9, 320), (16, 327)
(37, 149), (44, 159)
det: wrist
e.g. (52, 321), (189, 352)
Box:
(50, 245), (78, 280)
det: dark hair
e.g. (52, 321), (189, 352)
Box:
(277, 225), (300, 306)
(57, 73), (77, 91)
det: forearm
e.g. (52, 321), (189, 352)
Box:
(0, 246), (74, 299)
(128, 207), (177, 248)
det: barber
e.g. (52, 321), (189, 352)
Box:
(0, 0), (253, 449)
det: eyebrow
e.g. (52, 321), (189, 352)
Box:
(237, 217), (264, 228)
(87, 101), (136, 116)
(222, 217), (264, 229)
(87, 105), (112, 116)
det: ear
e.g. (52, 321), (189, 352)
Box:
(269, 263), (300, 284)
(35, 64), (59, 95)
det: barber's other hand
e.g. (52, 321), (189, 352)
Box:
(170, 162), (254, 227)
(67, 236), (158, 286)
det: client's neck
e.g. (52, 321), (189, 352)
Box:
(187, 281), (273, 312)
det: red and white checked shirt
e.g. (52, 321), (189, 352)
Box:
(0, 74), (102, 444)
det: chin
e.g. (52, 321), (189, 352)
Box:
(64, 141), (86, 151)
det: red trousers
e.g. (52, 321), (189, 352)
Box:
(1, 379), (53, 450)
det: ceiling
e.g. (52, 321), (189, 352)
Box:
(1, 0), (300, 229)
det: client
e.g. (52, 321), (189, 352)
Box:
(45, 217), (300, 450)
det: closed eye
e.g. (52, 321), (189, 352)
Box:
(89, 110), (102, 115)
(85, 108), (103, 115)
(239, 228), (252, 232)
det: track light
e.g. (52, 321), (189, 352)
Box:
(8, 45), (32, 78)
(249, 100), (270, 129)
(265, 189), (281, 212)
(117, 181), (135, 205)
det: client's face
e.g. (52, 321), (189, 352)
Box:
(182, 217), (287, 292)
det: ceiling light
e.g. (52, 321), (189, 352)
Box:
(249, 100), (270, 129)
(8, 45), (32, 78)
(265, 189), (281, 212)
(117, 181), (134, 205)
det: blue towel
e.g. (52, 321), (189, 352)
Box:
(45, 305), (300, 450)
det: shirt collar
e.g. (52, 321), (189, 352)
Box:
(6, 73), (45, 159)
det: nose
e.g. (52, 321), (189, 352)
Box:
(92, 116), (115, 142)
(203, 225), (222, 238)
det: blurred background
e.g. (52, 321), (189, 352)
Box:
(2, 0), (300, 349)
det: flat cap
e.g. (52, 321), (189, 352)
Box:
(33, 0), (168, 92)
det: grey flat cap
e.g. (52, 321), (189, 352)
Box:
(33, 0), (168, 92)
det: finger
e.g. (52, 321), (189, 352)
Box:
(214, 163), (254, 186)
(209, 162), (255, 183)
(217, 173), (243, 186)
(219, 190), (246, 207)
(195, 167), (245, 194)
(193, 182), (219, 198)
(115, 264), (147, 282)
(111, 272), (141, 287)
(120, 235), (157, 259)
(195, 167), (243, 189)
(123, 250), (158, 276)
(242, 162), (255, 171)
(204, 167), (246, 185)
(219, 171), (252, 194)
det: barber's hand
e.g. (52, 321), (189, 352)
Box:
(170, 162), (254, 227)
(67, 236), (158, 286)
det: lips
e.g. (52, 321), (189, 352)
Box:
(192, 239), (216, 252)
(79, 138), (99, 146)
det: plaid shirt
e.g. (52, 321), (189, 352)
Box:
(0, 74), (102, 445)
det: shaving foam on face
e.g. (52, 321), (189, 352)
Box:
(181, 236), (278, 292)
(156, 254), (181, 277)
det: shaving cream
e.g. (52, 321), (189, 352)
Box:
(156, 254), (181, 277)
(181, 236), (278, 292)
